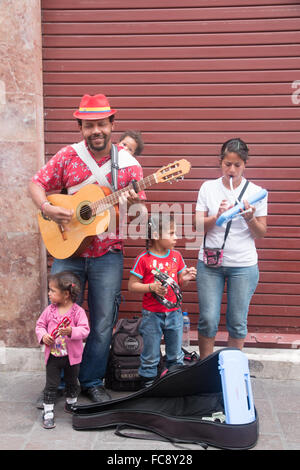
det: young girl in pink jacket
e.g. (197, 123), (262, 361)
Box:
(36, 271), (90, 429)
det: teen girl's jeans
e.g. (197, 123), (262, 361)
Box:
(138, 308), (184, 379)
(51, 251), (123, 389)
(196, 260), (259, 339)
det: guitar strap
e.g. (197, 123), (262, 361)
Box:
(70, 140), (116, 192)
(110, 142), (119, 193)
(68, 142), (138, 196)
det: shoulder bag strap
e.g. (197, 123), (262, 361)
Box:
(203, 180), (249, 249)
(221, 179), (249, 248)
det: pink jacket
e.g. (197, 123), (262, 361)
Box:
(35, 303), (90, 365)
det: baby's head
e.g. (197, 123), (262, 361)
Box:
(119, 130), (144, 156)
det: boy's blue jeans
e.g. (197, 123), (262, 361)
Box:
(51, 251), (123, 389)
(196, 260), (259, 339)
(138, 308), (184, 379)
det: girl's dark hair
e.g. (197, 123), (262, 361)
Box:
(119, 130), (144, 156)
(48, 271), (81, 303)
(146, 213), (175, 253)
(220, 138), (249, 163)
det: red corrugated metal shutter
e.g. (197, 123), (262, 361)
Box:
(41, 0), (300, 340)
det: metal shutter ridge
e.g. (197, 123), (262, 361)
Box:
(42, 0), (300, 345)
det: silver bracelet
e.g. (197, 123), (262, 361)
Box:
(40, 201), (52, 221)
(40, 200), (51, 211)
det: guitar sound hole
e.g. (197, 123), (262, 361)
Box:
(80, 204), (93, 221)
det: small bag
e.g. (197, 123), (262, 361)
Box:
(203, 246), (224, 267)
(203, 181), (249, 268)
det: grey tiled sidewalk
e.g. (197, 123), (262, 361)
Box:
(0, 370), (299, 450)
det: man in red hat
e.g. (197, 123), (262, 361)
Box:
(29, 94), (146, 403)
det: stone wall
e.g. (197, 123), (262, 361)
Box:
(0, 0), (46, 349)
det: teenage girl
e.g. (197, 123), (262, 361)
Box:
(194, 138), (268, 359)
(128, 213), (196, 387)
(36, 271), (90, 429)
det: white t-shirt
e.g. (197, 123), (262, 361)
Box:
(196, 177), (268, 267)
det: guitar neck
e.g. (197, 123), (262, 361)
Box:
(92, 173), (157, 214)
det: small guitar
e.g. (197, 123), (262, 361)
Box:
(37, 159), (191, 259)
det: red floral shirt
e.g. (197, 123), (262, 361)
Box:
(32, 143), (146, 257)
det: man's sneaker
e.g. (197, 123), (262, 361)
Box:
(42, 412), (56, 429)
(81, 386), (111, 403)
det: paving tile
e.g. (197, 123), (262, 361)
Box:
(251, 378), (266, 400)
(253, 398), (280, 435)
(261, 380), (300, 413)
(286, 442), (300, 450)
(25, 418), (96, 450)
(253, 434), (284, 450)
(277, 412), (300, 444)
(0, 402), (37, 435)
(0, 371), (44, 403)
(0, 435), (28, 450)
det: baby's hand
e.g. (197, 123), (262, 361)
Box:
(58, 326), (72, 337)
(42, 333), (54, 346)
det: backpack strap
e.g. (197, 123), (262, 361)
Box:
(221, 180), (249, 249)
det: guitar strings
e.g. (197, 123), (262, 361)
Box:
(74, 167), (180, 218)
(77, 173), (157, 218)
(77, 183), (135, 217)
(76, 181), (139, 217)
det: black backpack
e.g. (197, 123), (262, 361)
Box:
(105, 317), (144, 391)
(105, 318), (198, 392)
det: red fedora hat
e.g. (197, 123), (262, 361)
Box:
(73, 94), (117, 120)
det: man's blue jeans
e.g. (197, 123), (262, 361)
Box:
(138, 308), (184, 379)
(196, 261), (259, 339)
(51, 251), (123, 388)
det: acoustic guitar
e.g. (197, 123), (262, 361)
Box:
(37, 159), (191, 259)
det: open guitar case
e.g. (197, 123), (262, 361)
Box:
(72, 348), (259, 450)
